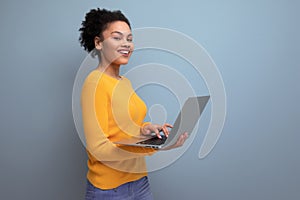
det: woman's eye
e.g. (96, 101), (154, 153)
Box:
(113, 37), (121, 41)
(127, 38), (133, 42)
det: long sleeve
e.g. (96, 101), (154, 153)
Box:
(81, 72), (155, 163)
(81, 71), (158, 189)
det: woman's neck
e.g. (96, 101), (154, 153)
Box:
(96, 63), (121, 80)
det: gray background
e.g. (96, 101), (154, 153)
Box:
(0, 0), (299, 199)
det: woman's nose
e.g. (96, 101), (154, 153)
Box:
(121, 44), (130, 48)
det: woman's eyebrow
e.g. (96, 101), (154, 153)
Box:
(111, 31), (132, 37)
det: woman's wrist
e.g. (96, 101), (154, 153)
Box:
(140, 122), (151, 135)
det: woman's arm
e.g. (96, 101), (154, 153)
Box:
(81, 79), (155, 162)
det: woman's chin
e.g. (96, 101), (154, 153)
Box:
(113, 58), (130, 66)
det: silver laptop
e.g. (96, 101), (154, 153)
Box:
(113, 96), (210, 149)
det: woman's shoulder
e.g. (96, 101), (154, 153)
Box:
(120, 76), (132, 84)
(84, 70), (101, 84)
(83, 70), (132, 87)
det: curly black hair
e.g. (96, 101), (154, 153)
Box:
(79, 8), (131, 52)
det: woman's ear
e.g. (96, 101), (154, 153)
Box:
(94, 36), (102, 51)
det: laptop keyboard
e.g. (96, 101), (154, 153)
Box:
(137, 136), (167, 145)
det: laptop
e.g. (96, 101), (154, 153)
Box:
(113, 96), (210, 149)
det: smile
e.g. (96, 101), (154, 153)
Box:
(118, 50), (130, 56)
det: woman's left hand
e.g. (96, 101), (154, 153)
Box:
(140, 123), (173, 139)
(160, 132), (188, 150)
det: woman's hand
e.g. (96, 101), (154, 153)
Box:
(140, 123), (173, 139)
(161, 132), (189, 150)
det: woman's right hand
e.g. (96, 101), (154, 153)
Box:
(141, 123), (173, 138)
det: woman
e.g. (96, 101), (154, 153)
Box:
(79, 8), (188, 200)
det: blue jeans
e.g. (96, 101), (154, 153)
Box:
(85, 176), (154, 200)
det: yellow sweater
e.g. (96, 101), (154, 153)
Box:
(81, 70), (155, 189)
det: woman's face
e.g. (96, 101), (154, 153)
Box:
(95, 21), (134, 66)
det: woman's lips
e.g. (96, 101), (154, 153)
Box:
(117, 49), (131, 56)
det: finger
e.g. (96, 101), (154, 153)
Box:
(152, 124), (162, 139)
(183, 132), (188, 139)
(178, 135), (185, 146)
(154, 128), (162, 139)
(177, 133), (188, 146)
(162, 123), (172, 137)
(182, 132), (188, 142)
(164, 123), (173, 128)
(174, 135), (182, 146)
(162, 126), (169, 137)
(165, 126), (170, 137)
